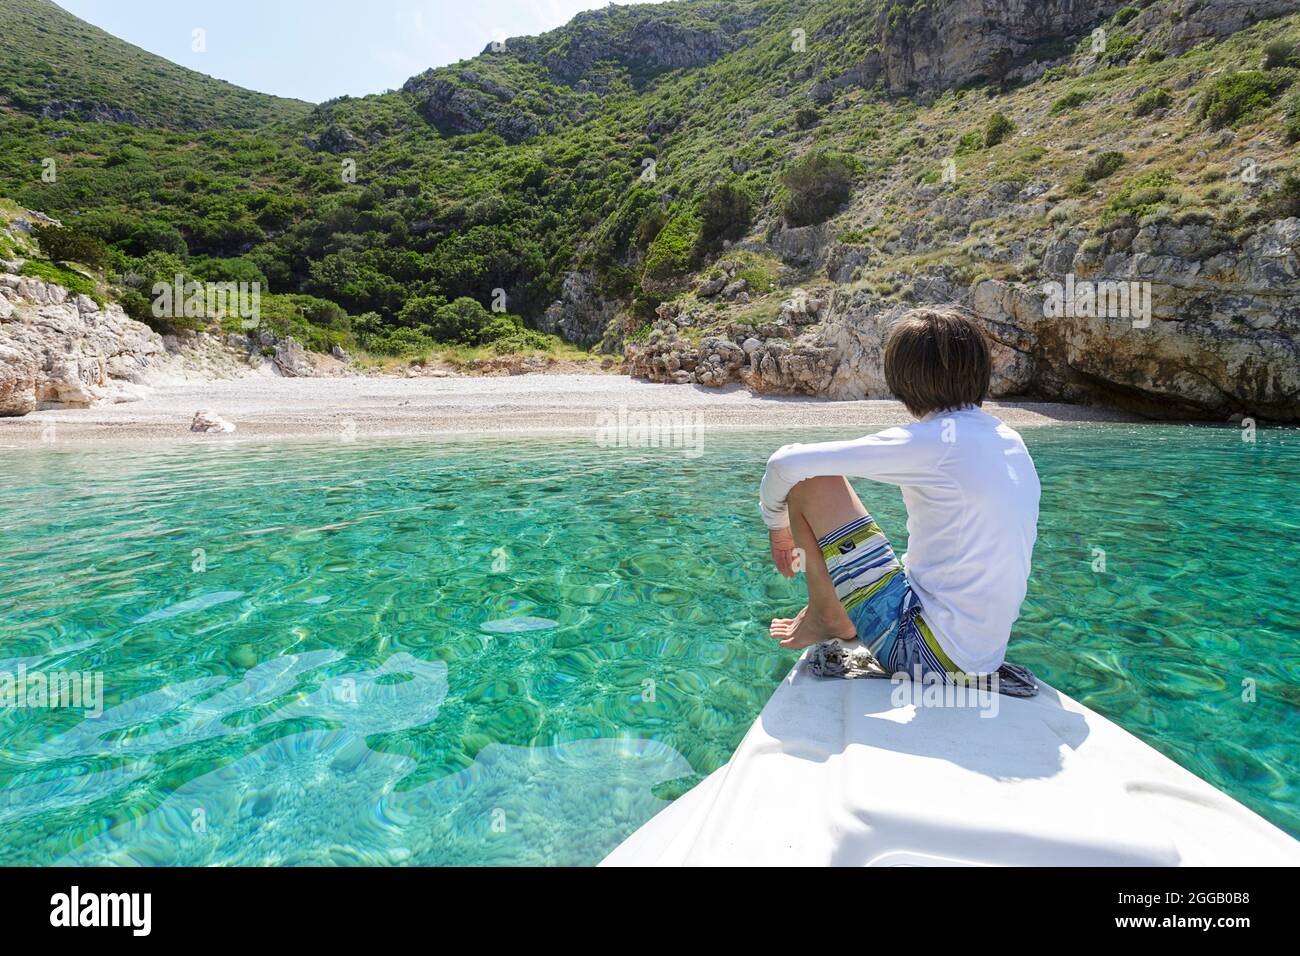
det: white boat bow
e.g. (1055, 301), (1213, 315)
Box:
(602, 651), (1300, 866)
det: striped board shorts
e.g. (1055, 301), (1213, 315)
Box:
(816, 514), (971, 685)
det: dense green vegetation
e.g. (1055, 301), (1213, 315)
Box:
(0, 0), (895, 353)
(31, 222), (106, 268)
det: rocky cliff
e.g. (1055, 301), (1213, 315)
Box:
(0, 251), (363, 416)
(626, 210), (1300, 419)
(0, 270), (254, 416)
(878, 0), (1126, 92)
(623, 0), (1300, 421)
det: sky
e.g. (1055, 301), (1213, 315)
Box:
(54, 0), (667, 104)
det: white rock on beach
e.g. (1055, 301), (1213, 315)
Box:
(190, 410), (236, 434)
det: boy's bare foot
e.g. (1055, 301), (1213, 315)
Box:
(769, 605), (857, 650)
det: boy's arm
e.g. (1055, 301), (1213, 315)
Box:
(768, 525), (800, 578)
(758, 426), (935, 530)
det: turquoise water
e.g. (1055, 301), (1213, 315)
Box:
(0, 424), (1296, 864)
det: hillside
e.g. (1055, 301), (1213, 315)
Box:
(0, 0), (310, 128)
(1, 0), (1299, 418)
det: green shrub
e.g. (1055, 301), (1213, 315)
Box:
(984, 112), (1015, 147)
(1283, 94), (1300, 142)
(1255, 173), (1300, 221)
(1112, 5), (1140, 26)
(252, 293), (355, 352)
(1081, 151), (1126, 183)
(366, 326), (436, 357)
(697, 180), (754, 250)
(116, 284), (209, 335)
(1198, 71), (1282, 129)
(642, 211), (700, 283)
(32, 224), (108, 269)
(780, 149), (857, 226)
(190, 255), (266, 287)
(1049, 90), (1093, 115)
(118, 288), (157, 326)
(1132, 88), (1172, 117)
(294, 296), (349, 332)
(1100, 33), (1141, 64)
(734, 264), (777, 295)
(124, 221), (188, 257)
(476, 312), (551, 351)
(1263, 40), (1299, 70)
(19, 258), (99, 301)
(1103, 169), (1178, 224)
(794, 107), (822, 130)
(425, 296), (495, 344)
(635, 208), (668, 249)
(395, 294), (449, 331)
(478, 314), (520, 342)
(954, 130), (984, 155)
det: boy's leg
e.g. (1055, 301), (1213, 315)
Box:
(769, 476), (870, 649)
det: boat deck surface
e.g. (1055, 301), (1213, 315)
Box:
(603, 651), (1300, 866)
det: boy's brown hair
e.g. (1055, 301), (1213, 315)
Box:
(884, 307), (991, 417)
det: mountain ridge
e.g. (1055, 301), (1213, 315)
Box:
(0, 0), (311, 129)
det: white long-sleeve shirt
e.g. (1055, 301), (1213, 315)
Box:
(759, 407), (1040, 673)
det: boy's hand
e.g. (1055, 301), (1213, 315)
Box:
(769, 527), (802, 578)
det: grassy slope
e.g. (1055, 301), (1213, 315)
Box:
(0, 0), (310, 129)
(826, 14), (1300, 298)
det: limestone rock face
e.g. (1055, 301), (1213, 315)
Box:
(404, 75), (545, 144)
(1165, 0), (1300, 52)
(875, 0), (1297, 94)
(38, 100), (142, 125)
(273, 336), (315, 377)
(0, 268), (279, 416)
(770, 223), (834, 270)
(967, 217), (1300, 419)
(0, 342), (37, 416)
(0, 274), (174, 415)
(820, 300), (1033, 402)
(627, 209), (1300, 420)
(505, 5), (750, 86)
(879, 0), (1125, 93)
(540, 270), (619, 347)
(625, 290), (841, 395)
(627, 284), (1036, 402)
(304, 124), (362, 154)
